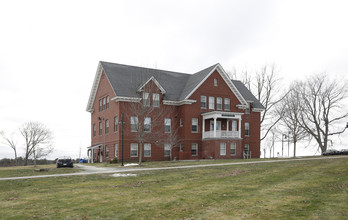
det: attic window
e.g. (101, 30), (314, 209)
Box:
(214, 78), (218, 87)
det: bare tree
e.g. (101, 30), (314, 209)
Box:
(231, 64), (286, 141)
(0, 131), (18, 165)
(277, 84), (308, 157)
(125, 78), (174, 165)
(160, 120), (182, 161)
(297, 73), (348, 154)
(19, 122), (54, 166)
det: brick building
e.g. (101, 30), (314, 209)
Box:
(86, 61), (264, 163)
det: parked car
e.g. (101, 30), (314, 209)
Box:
(56, 156), (74, 168)
(322, 149), (340, 156)
(340, 149), (348, 155)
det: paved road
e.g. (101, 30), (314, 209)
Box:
(0, 156), (347, 181)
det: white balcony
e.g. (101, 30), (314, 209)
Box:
(203, 130), (240, 139)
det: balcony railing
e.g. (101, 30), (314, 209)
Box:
(203, 130), (240, 139)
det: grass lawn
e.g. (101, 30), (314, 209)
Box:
(0, 164), (79, 178)
(0, 157), (347, 219)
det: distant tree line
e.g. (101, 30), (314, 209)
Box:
(0, 157), (55, 167)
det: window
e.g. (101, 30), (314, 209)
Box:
(232, 120), (237, 131)
(214, 78), (218, 86)
(192, 118), (198, 133)
(245, 105), (250, 114)
(230, 143), (236, 156)
(209, 96), (215, 110)
(99, 99), (102, 112)
(201, 96), (207, 109)
(131, 116), (138, 132)
(220, 143), (226, 156)
(143, 92), (150, 107)
(244, 144), (250, 153)
(245, 122), (250, 136)
(105, 119), (109, 134)
(99, 122), (102, 135)
(144, 143), (151, 157)
(130, 143), (138, 157)
(153, 93), (160, 107)
(103, 97), (106, 110)
(105, 145), (109, 158)
(224, 98), (230, 111)
(164, 118), (171, 133)
(114, 144), (118, 157)
(180, 144), (183, 152)
(180, 118), (183, 127)
(191, 143), (198, 156)
(106, 96), (109, 109)
(164, 144), (171, 156)
(144, 117), (151, 132)
(93, 124), (96, 137)
(114, 116), (118, 132)
(217, 97), (222, 110)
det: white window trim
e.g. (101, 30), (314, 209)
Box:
(201, 96), (207, 109)
(191, 143), (198, 156)
(209, 96), (215, 110)
(220, 143), (226, 156)
(230, 143), (236, 156)
(192, 118), (198, 133)
(217, 97), (222, 110)
(144, 143), (151, 157)
(130, 143), (138, 157)
(164, 144), (171, 157)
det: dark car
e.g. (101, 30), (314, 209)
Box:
(322, 149), (340, 156)
(340, 149), (348, 155)
(56, 156), (74, 168)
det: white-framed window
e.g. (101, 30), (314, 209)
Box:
(201, 96), (207, 109)
(217, 97), (222, 110)
(93, 124), (96, 137)
(99, 122), (102, 135)
(144, 117), (151, 132)
(245, 122), (250, 136)
(180, 144), (183, 152)
(192, 118), (198, 133)
(245, 105), (250, 114)
(209, 96), (215, 110)
(153, 93), (160, 107)
(214, 78), (218, 86)
(144, 143), (151, 157)
(105, 119), (109, 134)
(191, 143), (198, 156)
(105, 145), (109, 158)
(164, 118), (171, 133)
(244, 144), (250, 153)
(143, 92), (150, 107)
(131, 116), (138, 132)
(106, 96), (109, 109)
(180, 118), (183, 127)
(99, 99), (102, 112)
(114, 116), (118, 132)
(224, 98), (230, 111)
(103, 97), (106, 110)
(130, 143), (138, 157)
(220, 143), (226, 156)
(164, 144), (171, 156)
(230, 143), (236, 156)
(114, 144), (118, 157)
(232, 120), (237, 131)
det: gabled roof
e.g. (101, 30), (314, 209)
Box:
(86, 61), (264, 112)
(232, 80), (264, 109)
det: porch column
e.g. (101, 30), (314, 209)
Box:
(238, 118), (242, 138)
(202, 118), (205, 139)
(91, 149), (94, 163)
(213, 117), (217, 138)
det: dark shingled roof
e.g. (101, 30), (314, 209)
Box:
(100, 61), (264, 109)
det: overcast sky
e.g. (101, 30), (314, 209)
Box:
(1, 0), (348, 159)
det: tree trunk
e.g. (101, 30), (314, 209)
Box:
(138, 142), (143, 165)
(293, 141), (296, 158)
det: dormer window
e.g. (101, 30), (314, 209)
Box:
(214, 78), (218, 87)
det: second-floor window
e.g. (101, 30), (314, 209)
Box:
(217, 97), (222, 110)
(164, 118), (171, 133)
(114, 116), (118, 132)
(99, 100), (102, 112)
(105, 119), (109, 134)
(103, 98), (106, 110)
(106, 96), (109, 109)
(93, 124), (96, 137)
(153, 93), (160, 107)
(131, 116), (138, 132)
(245, 122), (250, 136)
(232, 120), (237, 131)
(224, 98), (230, 111)
(201, 96), (207, 109)
(144, 117), (151, 132)
(99, 122), (102, 135)
(209, 96), (215, 110)
(192, 118), (198, 133)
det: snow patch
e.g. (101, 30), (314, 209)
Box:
(124, 163), (138, 167)
(111, 173), (137, 177)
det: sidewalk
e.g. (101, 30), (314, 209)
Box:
(1, 156), (347, 181)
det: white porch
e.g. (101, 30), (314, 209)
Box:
(202, 111), (242, 139)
